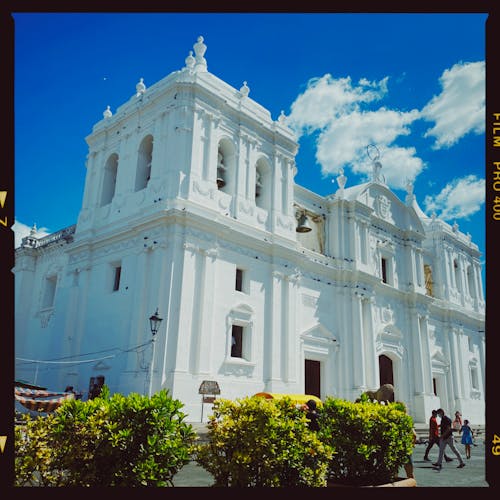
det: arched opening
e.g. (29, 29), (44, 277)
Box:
(467, 265), (476, 298)
(216, 138), (235, 194)
(453, 259), (460, 291)
(135, 135), (153, 192)
(255, 157), (271, 210)
(379, 354), (394, 386)
(100, 153), (118, 206)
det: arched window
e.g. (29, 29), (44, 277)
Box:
(467, 265), (476, 298)
(454, 259), (460, 291)
(217, 146), (227, 189)
(254, 158), (271, 210)
(100, 153), (118, 206)
(216, 139), (235, 194)
(135, 135), (153, 192)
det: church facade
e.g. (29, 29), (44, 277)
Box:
(14, 37), (485, 424)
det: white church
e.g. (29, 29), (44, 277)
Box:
(14, 36), (485, 424)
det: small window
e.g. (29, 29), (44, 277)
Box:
(113, 265), (122, 292)
(42, 275), (57, 308)
(231, 325), (243, 358)
(381, 257), (388, 284)
(235, 268), (243, 292)
(433, 378), (437, 396)
(470, 367), (479, 390)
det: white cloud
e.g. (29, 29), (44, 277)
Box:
(286, 74), (423, 190)
(12, 220), (51, 248)
(287, 74), (388, 134)
(315, 109), (424, 189)
(421, 61), (485, 149)
(423, 175), (485, 220)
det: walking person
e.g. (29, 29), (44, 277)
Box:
(433, 408), (465, 469)
(423, 410), (452, 462)
(452, 411), (463, 443)
(460, 419), (474, 459)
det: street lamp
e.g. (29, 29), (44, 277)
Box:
(148, 308), (163, 397)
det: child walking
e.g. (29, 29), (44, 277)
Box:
(460, 419), (474, 459)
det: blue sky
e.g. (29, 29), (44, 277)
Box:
(12, 13), (486, 286)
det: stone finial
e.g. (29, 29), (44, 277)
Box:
(30, 223), (37, 236)
(337, 168), (347, 190)
(240, 81), (250, 98)
(278, 110), (286, 123)
(193, 36), (207, 72)
(103, 105), (112, 119)
(452, 221), (459, 232)
(184, 50), (195, 71)
(136, 77), (146, 96)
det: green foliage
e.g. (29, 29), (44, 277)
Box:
(318, 397), (414, 486)
(193, 396), (333, 487)
(15, 388), (196, 486)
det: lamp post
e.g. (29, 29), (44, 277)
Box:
(148, 308), (163, 397)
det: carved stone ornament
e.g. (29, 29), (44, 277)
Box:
(377, 195), (390, 218)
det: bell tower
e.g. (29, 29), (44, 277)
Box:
(74, 36), (299, 241)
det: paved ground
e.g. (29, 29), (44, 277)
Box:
(173, 425), (489, 488)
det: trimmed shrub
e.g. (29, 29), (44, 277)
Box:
(15, 387), (196, 486)
(318, 397), (414, 486)
(193, 396), (333, 487)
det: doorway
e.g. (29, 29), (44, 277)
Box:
(305, 359), (321, 398)
(379, 354), (394, 386)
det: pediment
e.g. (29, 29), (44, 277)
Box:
(301, 324), (338, 344)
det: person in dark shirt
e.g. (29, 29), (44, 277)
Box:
(423, 410), (452, 462)
(433, 408), (465, 469)
(304, 399), (320, 431)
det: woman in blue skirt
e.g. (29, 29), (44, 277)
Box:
(460, 419), (474, 459)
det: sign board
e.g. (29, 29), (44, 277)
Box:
(198, 380), (220, 395)
(203, 396), (216, 404)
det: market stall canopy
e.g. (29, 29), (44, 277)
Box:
(14, 385), (75, 413)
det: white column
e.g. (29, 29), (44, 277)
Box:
(415, 249), (424, 288)
(149, 117), (163, 182)
(351, 291), (367, 390)
(146, 243), (169, 393)
(125, 249), (152, 379)
(284, 270), (300, 383)
(410, 308), (425, 395)
(267, 270), (283, 385)
(81, 150), (100, 210)
(474, 264), (484, 302)
(446, 327), (464, 401)
(420, 315), (434, 394)
(206, 113), (220, 185)
(196, 248), (218, 374)
(72, 267), (91, 381)
(363, 296), (378, 384)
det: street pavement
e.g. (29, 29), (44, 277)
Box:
(173, 426), (489, 488)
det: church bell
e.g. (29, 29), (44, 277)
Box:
(296, 212), (312, 233)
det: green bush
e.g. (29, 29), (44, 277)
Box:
(192, 396), (333, 487)
(15, 387), (196, 486)
(318, 397), (414, 486)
